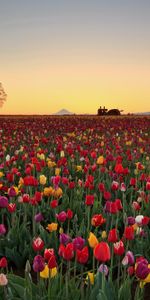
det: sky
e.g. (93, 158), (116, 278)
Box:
(0, 0), (150, 114)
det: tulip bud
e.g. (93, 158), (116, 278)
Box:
(98, 264), (109, 276)
(33, 255), (45, 272)
(0, 273), (8, 286)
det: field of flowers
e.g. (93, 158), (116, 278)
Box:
(0, 115), (150, 300)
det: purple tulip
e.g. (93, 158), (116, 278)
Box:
(98, 264), (109, 276)
(33, 255), (45, 272)
(34, 213), (44, 223)
(59, 233), (71, 245)
(122, 251), (134, 266)
(135, 261), (150, 280)
(8, 187), (17, 197)
(0, 196), (8, 208)
(73, 236), (85, 250)
(127, 217), (135, 225)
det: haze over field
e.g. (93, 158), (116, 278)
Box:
(0, 0), (150, 115)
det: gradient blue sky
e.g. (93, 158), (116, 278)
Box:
(0, 0), (150, 114)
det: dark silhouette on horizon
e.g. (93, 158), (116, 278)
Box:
(97, 106), (123, 116)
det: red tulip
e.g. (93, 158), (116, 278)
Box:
(98, 183), (105, 193)
(0, 257), (8, 268)
(68, 181), (75, 189)
(105, 201), (118, 214)
(62, 177), (69, 185)
(146, 181), (150, 191)
(127, 266), (135, 276)
(85, 195), (94, 206)
(76, 246), (89, 264)
(48, 255), (57, 269)
(56, 211), (67, 223)
(32, 237), (44, 252)
(34, 191), (42, 203)
(114, 241), (125, 256)
(115, 163), (124, 174)
(91, 214), (106, 227)
(94, 242), (110, 262)
(130, 178), (136, 186)
(22, 193), (30, 203)
(59, 243), (74, 261)
(111, 181), (119, 191)
(142, 216), (149, 226)
(67, 209), (73, 219)
(124, 226), (134, 240)
(108, 228), (118, 243)
(50, 199), (58, 209)
(44, 248), (55, 261)
(115, 199), (123, 210)
(103, 191), (111, 201)
(7, 203), (16, 213)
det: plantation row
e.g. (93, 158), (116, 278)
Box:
(0, 116), (150, 300)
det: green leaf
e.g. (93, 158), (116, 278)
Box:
(97, 290), (108, 300)
(118, 278), (132, 300)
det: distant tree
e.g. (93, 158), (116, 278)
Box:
(0, 82), (7, 107)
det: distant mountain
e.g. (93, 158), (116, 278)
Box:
(53, 109), (74, 115)
(136, 112), (150, 115)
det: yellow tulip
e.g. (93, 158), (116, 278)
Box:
(101, 231), (107, 239)
(132, 224), (138, 231)
(88, 232), (98, 248)
(19, 177), (24, 186)
(43, 187), (53, 197)
(76, 165), (82, 172)
(139, 138), (143, 142)
(126, 141), (132, 146)
(140, 148), (144, 154)
(14, 186), (19, 195)
(40, 153), (45, 160)
(97, 156), (104, 165)
(134, 169), (138, 175)
(60, 151), (65, 157)
(87, 272), (95, 285)
(39, 175), (47, 185)
(19, 146), (24, 152)
(140, 273), (150, 288)
(52, 187), (63, 198)
(40, 265), (57, 279)
(55, 168), (61, 176)
(47, 223), (58, 232)
(0, 172), (4, 178)
(47, 160), (56, 168)
(59, 227), (64, 234)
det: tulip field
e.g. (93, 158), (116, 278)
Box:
(0, 115), (150, 300)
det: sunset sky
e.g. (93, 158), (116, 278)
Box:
(0, 0), (150, 114)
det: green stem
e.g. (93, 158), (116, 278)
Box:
(117, 256), (121, 290)
(32, 206), (36, 236)
(93, 254), (95, 274)
(65, 270), (69, 299)
(101, 266), (105, 292)
(109, 244), (114, 282)
(81, 265), (84, 300)
(74, 254), (77, 280)
(87, 206), (91, 234)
